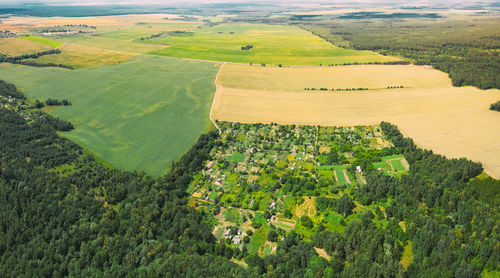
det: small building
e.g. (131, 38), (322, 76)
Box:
(356, 166), (362, 173)
(232, 236), (241, 244)
(270, 202), (276, 210)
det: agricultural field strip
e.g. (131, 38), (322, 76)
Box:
(213, 64), (500, 178)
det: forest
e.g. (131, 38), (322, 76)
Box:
(0, 75), (498, 277)
(302, 18), (500, 90)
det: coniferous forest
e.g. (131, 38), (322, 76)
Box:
(0, 79), (498, 277)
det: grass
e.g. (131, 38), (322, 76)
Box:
(248, 226), (268, 254)
(147, 23), (398, 66)
(58, 22), (201, 54)
(335, 170), (348, 185)
(0, 55), (219, 177)
(228, 152), (245, 163)
(19, 36), (64, 48)
(390, 159), (406, 172)
(373, 161), (391, 171)
(381, 154), (405, 161)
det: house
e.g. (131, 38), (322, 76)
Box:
(356, 166), (362, 173)
(232, 236), (241, 244)
(224, 229), (232, 238)
(270, 202), (276, 210)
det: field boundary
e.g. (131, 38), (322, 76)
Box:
(210, 62), (225, 134)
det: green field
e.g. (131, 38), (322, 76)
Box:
(390, 159), (406, 172)
(373, 161), (391, 171)
(335, 170), (348, 185)
(19, 36), (64, 48)
(147, 23), (398, 66)
(0, 55), (219, 176)
(58, 22), (201, 54)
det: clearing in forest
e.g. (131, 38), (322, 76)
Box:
(0, 55), (219, 176)
(147, 23), (398, 65)
(212, 64), (500, 178)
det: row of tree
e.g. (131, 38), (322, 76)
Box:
(0, 49), (73, 69)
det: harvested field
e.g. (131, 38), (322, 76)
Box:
(219, 64), (447, 91)
(0, 38), (53, 56)
(213, 64), (500, 178)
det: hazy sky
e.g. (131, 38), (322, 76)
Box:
(2, 0), (494, 4)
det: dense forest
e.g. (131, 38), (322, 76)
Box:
(302, 18), (500, 90)
(0, 80), (498, 277)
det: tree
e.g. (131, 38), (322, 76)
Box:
(336, 194), (355, 217)
(301, 215), (314, 228)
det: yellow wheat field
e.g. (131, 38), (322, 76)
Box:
(0, 37), (53, 56)
(212, 64), (500, 178)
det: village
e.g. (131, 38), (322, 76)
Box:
(188, 121), (410, 258)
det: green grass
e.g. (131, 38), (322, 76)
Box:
(0, 55), (219, 177)
(373, 161), (391, 171)
(19, 36), (64, 48)
(147, 23), (398, 66)
(248, 226), (268, 254)
(228, 152), (245, 163)
(381, 154), (405, 161)
(390, 159), (406, 172)
(335, 170), (348, 185)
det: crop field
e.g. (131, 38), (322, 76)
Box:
(0, 55), (219, 176)
(0, 38), (54, 56)
(24, 43), (136, 68)
(147, 23), (399, 65)
(59, 22), (201, 54)
(212, 64), (500, 178)
(18, 36), (64, 48)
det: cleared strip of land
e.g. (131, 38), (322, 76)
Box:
(212, 64), (500, 178)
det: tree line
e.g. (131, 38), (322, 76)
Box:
(0, 49), (73, 69)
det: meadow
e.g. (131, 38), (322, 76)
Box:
(19, 36), (64, 48)
(0, 55), (219, 176)
(147, 23), (399, 65)
(213, 64), (500, 178)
